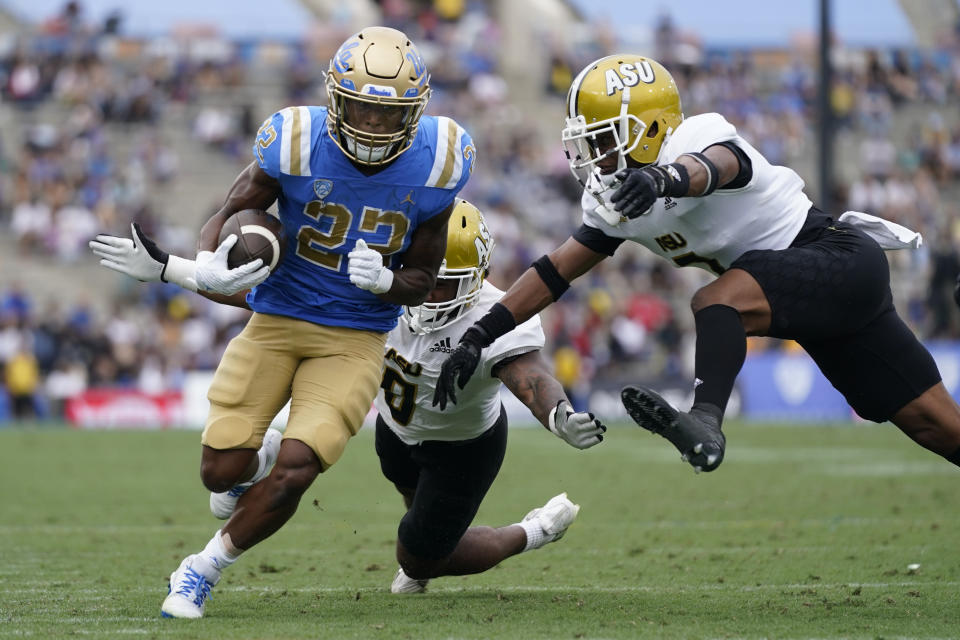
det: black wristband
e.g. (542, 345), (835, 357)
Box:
(531, 255), (570, 301)
(685, 152), (720, 196)
(658, 163), (690, 198)
(471, 302), (517, 348)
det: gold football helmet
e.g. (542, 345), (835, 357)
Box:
(562, 54), (682, 185)
(405, 199), (494, 335)
(326, 26), (431, 166)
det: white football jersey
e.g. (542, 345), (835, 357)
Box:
(581, 112), (812, 275)
(375, 281), (545, 445)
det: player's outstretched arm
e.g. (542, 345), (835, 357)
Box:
(494, 350), (606, 450)
(432, 237), (606, 409)
(610, 143), (743, 218)
(89, 223), (252, 308)
(348, 202), (453, 305)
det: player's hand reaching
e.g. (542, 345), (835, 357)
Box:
(548, 401), (606, 450)
(348, 239), (394, 294)
(90, 223), (200, 291)
(610, 166), (673, 218)
(432, 326), (490, 410)
(90, 223), (167, 283)
(195, 234), (271, 295)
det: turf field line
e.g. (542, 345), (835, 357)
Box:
(0, 628), (153, 637)
(204, 580), (960, 593)
(5, 540), (949, 561)
(1, 514), (956, 536)
(6, 580), (952, 597)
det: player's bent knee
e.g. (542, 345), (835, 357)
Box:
(200, 470), (237, 494)
(397, 541), (445, 580)
(691, 283), (730, 314)
(199, 449), (257, 493)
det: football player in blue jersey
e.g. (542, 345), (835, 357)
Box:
(96, 199), (606, 597)
(91, 26), (476, 619)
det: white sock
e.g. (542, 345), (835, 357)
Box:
(198, 530), (241, 576)
(518, 520), (546, 552)
(249, 430), (282, 485)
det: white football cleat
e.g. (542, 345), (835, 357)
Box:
(391, 567), (429, 594)
(161, 554), (219, 619)
(523, 492), (580, 548)
(209, 429), (282, 519)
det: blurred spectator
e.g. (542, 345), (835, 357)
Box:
(5, 345), (40, 419)
(927, 240), (960, 338)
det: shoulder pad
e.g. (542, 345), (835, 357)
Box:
(253, 106), (316, 178)
(660, 113), (738, 163)
(424, 116), (475, 190)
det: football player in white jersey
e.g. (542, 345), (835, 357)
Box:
(378, 199), (605, 593)
(435, 54), (960, 478)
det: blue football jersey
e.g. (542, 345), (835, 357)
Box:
(246, 106), (475, 332)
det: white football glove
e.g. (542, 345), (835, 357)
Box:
(548, 401), (606, 450)
(194, 234), (272, 295)
(89, 223), (199, 291)
(347, 239), (393, 294)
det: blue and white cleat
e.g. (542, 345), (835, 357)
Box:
(209, 428), (282, 519)
(209, 482), (252, 520)
(160, 554), (219, 619)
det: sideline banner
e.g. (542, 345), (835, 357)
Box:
(737, 351), (851, 421)
(737, 342), (960, 422)
(64, 341), (960, 429)
(65, 389), (183, 429)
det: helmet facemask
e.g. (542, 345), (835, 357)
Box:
(562, 86), (646, 189)
(327, 77), (429, 165)
(404, 199), (494, 335)
(404, 264), (485, 335)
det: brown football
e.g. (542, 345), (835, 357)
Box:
(218, 209), (285, 271)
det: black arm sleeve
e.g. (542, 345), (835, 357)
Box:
(712, 141), (753, 190)
(572, 224), (625, 257)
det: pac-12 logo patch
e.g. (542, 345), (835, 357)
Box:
(313, 179), (333, 201)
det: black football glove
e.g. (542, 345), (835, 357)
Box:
(432, 326), (490, 410)
(608, 166), (671, 219)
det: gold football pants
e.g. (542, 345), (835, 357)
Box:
(201, 312), (386, 468)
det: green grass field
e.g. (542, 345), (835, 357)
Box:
(2, 421), (959, 639)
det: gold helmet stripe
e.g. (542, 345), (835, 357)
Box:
(426, 117), (466, 189)
(279, 106), (313, 176)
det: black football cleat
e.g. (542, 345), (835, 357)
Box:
(621, 385), (725, 472)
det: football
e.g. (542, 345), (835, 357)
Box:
(218, 209), (285, 271)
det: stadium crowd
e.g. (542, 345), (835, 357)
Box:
(2, 2), (960, 420)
